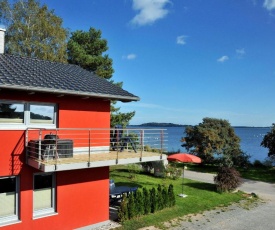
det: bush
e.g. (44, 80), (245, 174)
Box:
(232, 151), (251, 168)
(118, 184), (175, 222)
(117, 194), (128, 222)
(253, 160), (264, 168)
(263, 156), (275, 167)
(143, 187), (151, 215)
(214, 167), (242, 193)
(165, 163), (182, 180)
(127, 163), (141, 179)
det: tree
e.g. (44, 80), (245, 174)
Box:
(181, 117), (241, 164)
(67, 27), (135, 127)
(261, 124), (275, 157)
(0, 0), (68, 62)
(67, 27), (113, 79)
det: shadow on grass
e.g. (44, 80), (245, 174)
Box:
(185, 182), (216, 192)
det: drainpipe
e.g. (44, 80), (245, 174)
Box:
(0, 28), (6, 54)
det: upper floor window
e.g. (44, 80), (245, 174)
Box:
(30, 104), (54, 124)
(0, 101), (56, 129)
(0, 103), (24, 124)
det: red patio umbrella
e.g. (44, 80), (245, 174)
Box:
(167, 153), (202, 197)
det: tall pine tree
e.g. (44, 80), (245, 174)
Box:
(67, 27), (135, 127)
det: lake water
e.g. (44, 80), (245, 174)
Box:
(131, 126), (270, 163)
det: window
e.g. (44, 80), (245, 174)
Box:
(30, 104), (54, 124)
(0, 176), (19, 225)
(0, 103), (24, 124)
(33, 173), (56, 218)
(0, 100), (56, 129)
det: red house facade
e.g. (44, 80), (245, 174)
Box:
(0, 28), (166, 229)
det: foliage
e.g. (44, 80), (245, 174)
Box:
(182, 117), (242, 164)
(127, 164), (141, 179)
(143, 188), (151, 215)
(110, 108), (135, 129)
(187, 163), (275, 183)
(167, 184), (176, 207)
(111, 165), (247, 229)
(165, 163), (182, 180)
(261, 124), (275, 157)
(253, 160), (264, 168)
(118, 184), (176, 222)
(117, 193), (128, 222)
(232, 151), (251, 168)
(67, 27), (113, 79)
(214, 167), (242, 193)
(263, 155), (275, 167)
(67, 27), (135, 128)
(0, 0), (68, 62)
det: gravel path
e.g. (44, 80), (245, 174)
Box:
(166, 170), (275, 230)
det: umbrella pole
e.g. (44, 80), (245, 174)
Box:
(182, 164), (184, 194)
(179, 164), (187, 197)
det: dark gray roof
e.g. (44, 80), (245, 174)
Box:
(0, 54), (139, 102)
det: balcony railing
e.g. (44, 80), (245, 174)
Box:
(25, 128), (168, 172)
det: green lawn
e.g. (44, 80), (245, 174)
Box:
(110, 165), (251, 230)
(187, 164), (275, 183)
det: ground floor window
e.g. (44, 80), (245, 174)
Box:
(0, 176), (19, 225)
(33, 173), (56, 218)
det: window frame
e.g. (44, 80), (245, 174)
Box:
(0, 100), (57, 130)
(0, 176), (20, 226)
(33, 172), (56, 218)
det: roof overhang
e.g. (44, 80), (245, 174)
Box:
(0, 85), (140, 102)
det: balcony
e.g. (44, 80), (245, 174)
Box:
(26, 128), (168, 172)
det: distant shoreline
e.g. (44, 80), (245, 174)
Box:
(130, 122), (270, 128)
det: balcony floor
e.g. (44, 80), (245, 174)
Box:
(27, 150), (167, 172)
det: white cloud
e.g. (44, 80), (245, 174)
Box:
(130, 0), (171, 26)
(236, 48), (246, 58)
(176, 35), (187, 45)
(263, 0), (275, 10)
(123, 53), (137, 60)
(217, 55), (229, 63)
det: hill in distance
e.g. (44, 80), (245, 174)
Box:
(131, 122), (187, 127)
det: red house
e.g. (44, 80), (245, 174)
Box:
(0, 28), (166, 229)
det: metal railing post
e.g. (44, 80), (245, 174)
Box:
(88, 129), (91, 167)
(160, 130), (164, 158)
(116, 128), (119, 164)
(140, 129), (144, 161)
(25, 128), (29, 164)
(38, 129), (42, 162)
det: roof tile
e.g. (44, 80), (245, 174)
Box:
(0, 54), (139, 102)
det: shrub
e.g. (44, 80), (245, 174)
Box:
(135, 190), (144, 216)
(168, 184), (176, 207)
(143, 187), (151, 215)
(157, 184), (164, 210)
(150, 187), (157, 213)
(232, 151), (251, 168)
(117, 184), (175, 222)
(165, 164), (182, 180)
(127, 192), (136, 219)
(127, 163), (141, 179)
(214, 167), (242, 193)
(117, 194), (128, 222)
(253, 160), (264, 168)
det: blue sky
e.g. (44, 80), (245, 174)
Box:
(40, 0), (275, 126)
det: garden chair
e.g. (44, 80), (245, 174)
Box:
(110, 125), (137, 153)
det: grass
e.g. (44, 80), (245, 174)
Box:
(110, 165), (252, 230)
(187, 164), (275, 183)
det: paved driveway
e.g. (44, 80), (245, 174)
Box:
(168, 170), (275, 230)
